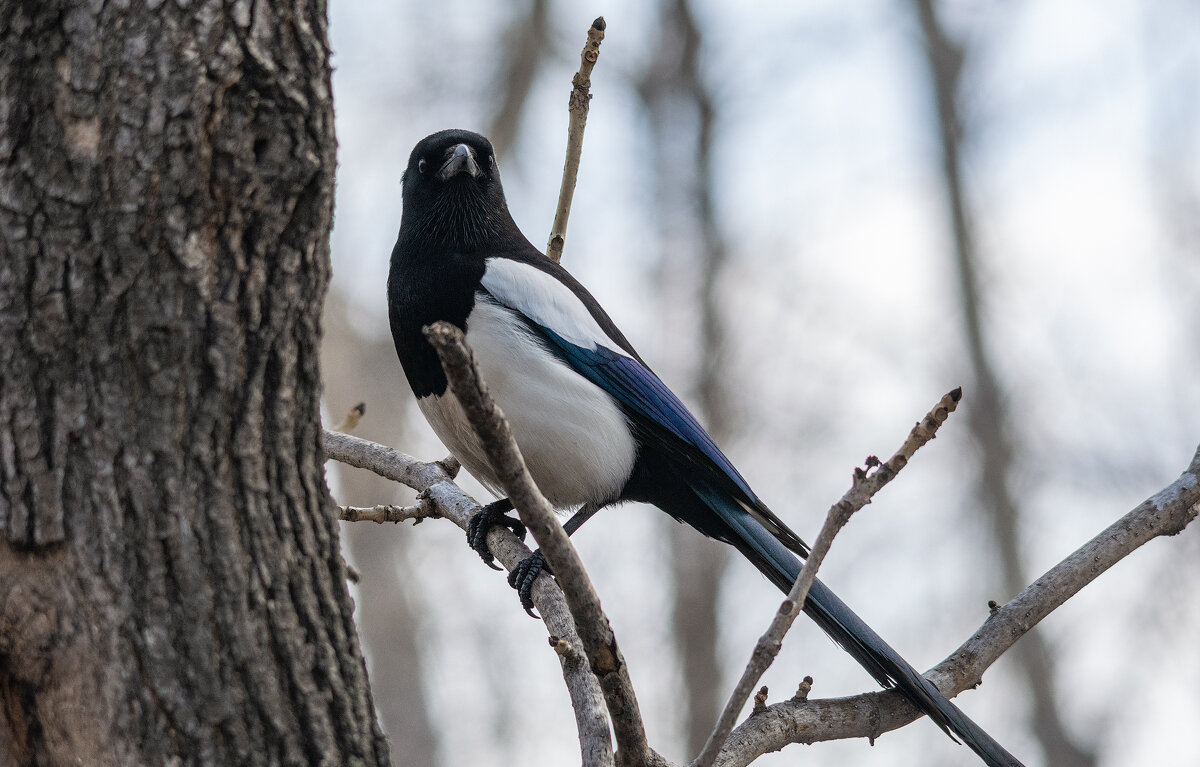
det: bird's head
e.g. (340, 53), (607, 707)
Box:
(400, 129), (513, 250)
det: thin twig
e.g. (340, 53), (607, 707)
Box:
(421, 321), (658, 767)
(337, 500), (437, 524)
(546, 16), (606, 263)
(693, 388), (963, 767)
(324, 425), (1200, 767)
(333, 402), (366, 433)
(711, 443), (1200, 767)
(322, 429), (615, 767)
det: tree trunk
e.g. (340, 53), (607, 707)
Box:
(0, 2), (389, 765)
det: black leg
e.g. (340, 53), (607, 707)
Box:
(509, 501), (603, 617)
(466, 498), (525, 569)
(562, 502), (601, 535)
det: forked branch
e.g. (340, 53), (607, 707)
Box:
(325, 424), (1199, 767)
(694, 388), (963, 767)
(322, 429), (615, 766)
(421, 321), (661, 767)
(711, 443), (1200, 767)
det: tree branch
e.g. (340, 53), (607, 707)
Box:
(421, 320), (657, 767)
(712, 442), (1200, 767)
(322, 429), (615, 767)
(546, 17), (606, 263)
(694, 388), (963, 767)
(325, 423), (1199, 767)
(337, 501), (438, 524)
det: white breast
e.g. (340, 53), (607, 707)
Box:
(417, 294), (637, 508)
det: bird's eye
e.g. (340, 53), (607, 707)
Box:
(418, 159), (428, 174)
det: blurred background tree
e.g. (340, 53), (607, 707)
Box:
(322, 1), (1200, 765)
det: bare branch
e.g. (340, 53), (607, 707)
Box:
(326, 420), (1199, 767)
(322, 429), (615, 767)
(794, 387), (962, 611)
(337, 500), (437, 524)
(333, 402), (366, 433)
(712, 443), (1200, 767)
(694, 388), (963, 767)
(420, 320), (659, 767)
(546, 17), (606, 263)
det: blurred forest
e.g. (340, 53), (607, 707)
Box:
(321, 1), (1200, 765)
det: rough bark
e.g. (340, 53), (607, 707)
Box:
(0, 2), (388, 765)
(912, 2), (1096, 765)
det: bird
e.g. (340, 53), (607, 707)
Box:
(387, 128), (1024, 767)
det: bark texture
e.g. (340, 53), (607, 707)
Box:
(0, 2), (388, 765)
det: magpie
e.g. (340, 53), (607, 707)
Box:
(387, 128), (1024, 767)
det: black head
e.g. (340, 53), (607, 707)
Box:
(399, 129), (515, 251)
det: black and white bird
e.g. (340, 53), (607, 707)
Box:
(387, 128), (1024, 767)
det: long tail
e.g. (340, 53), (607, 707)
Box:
(711, 494), (1024, 767)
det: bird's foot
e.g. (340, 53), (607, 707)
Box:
(467, 499), (525, 569)
(507, 550), (551, 618)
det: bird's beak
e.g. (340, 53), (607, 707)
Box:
(437, 143), (481, 181)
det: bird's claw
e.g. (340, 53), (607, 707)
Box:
(508, 551), (551, 618)
(467, 500), (525, 568)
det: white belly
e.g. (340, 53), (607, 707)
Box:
(417, 296), (637, 508)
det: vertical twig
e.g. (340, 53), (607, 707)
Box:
(547, 17), (606, 263)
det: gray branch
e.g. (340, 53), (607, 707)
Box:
(713, 443), (1200, 767)
(546, 17), (606, 263)
(694, 388), (963, 767)
(324, 407), (1199, 766)
(322, 429), (614, 767)
(337, 501), (438, 524)
(420, 321), (661, 767)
